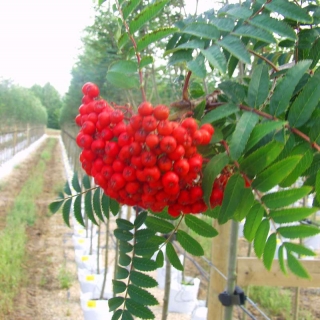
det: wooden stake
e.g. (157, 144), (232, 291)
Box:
(207, 220), (232, 320)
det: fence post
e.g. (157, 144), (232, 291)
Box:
(207, 220), (231, 320)
(13, 124), (17, 155)
(27, 123), (31, 146)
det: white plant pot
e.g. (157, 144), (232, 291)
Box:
(80, 292), (113, 320)
(168, 276), (200, 314)
(78, 270), (113, 299)
(72, 235), (98, 252)
(191, 306), (208, 320)
(75, 252), (103, 273)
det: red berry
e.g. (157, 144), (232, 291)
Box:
(105, 141), (120, 158)
(112, 159), (125, 173)
(141, 151), (157, 167)
(162, 171), (179, 189)
(146, 134), (159, 149)
(91, 139), (105, 156)
(157, 156), (172, 172)
(157, 120), (173, 136)
(129, 141), (142, 156)
(199, 129), (211, 145)
(75, 114), (82, 126)
(160, 136), (177, 154)
(192, 130), (203, 145)
(153, 105), (169, 120)
(98, 111), (111, 128)
(82, 82), (100, 98)
(108, 173), (126, 191)
(142, 116), (158, 132)
(188, 155), (203, 173)
(173, 158), (190, 176)
(130, 114), (143, 130)
(210, 188), (224, 207)
(126, 182), (140, 194)
(112, 121), (127, 136)
(201, 123), (215, 136)
(143, 166), (161, 182)
(138, 101), (153, 116)
(118, 132), (133, 147)
(100, 128), (114, 141)
(168, 144), (185, 161)
(82, 121), (96, 135)
(123, 166), (137, 182)
(181, 118), (198, 135)
(110, 110), (124, 124)
(76, 133), (93, 149)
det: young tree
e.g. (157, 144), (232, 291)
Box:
(51, 0), (320, 319)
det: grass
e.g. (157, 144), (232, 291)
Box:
(0, 138), (56, 316)
(58, 263), (73, 290)
(248, 286), (291, 318)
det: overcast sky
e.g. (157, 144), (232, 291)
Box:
(0, 1), (220, 96)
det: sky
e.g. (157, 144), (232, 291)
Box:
(0, 1), (217, 96)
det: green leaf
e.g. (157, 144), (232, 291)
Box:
(229, 112), (260, 161)
(252, 155), (302, 192)
(247, 64), (269, 108)
(263, 233), (277, 270)
(308, 38), (320, 69)
(84, 191), (98, 226)
(177, 230), (204, 256)
(249, 14), (297, 41)
(127, 285), (158, 305)
(82, 174), (91, 189)
(262, 186), (313, 209)
(111, 309), (122, 320)
(240, 141), (285, 175)
(165, 39), (205, 55)
(310, 121), (320, 145)
(278, 245), (287, 274)
(106, 71), (139, 89)
(288, 69), (320, 128)
(130, 270), (158, 288)
(134, 210), (148, 229)
(219, 174), (247, 224)
(109, 60), (138, 74)
(72, 172), (81, 193)
(168, 49), (193, 65)
(135, 229), (156, 243)
(156, 250), (164, 268)
(101, 194), (110, 219)
(93, 188), (104, 222)
(284, 242), (316, 257)
(226, 5), (252, 19)
(287, 251), (310, 279)
(182, 22), (219, 40)
(253, 219), (270, 258)
(233, 187), (255, 222)
(119, 252), (131, 266)
(202, 153), (229, 206)
(137, 27), (178, 52)
(218, 35), (251, 64)
(132, 257), (158, 271)
(280, 147), (313, 187)
(201, 45), (227, 74)
(74, 195), (85, 227)
(218, 81), (246, 104)
(62, 198), (72, 227)
(119, 241), (133, 253)
(64, 181), (72, 195)
(116, 218), (134, 230)
(269, 208), (319, 223)
(233, 25), (276, 43)
(244, 203), (265, 242)
(184, 215), (218, 238)
(134, 238), (161, 257)
(187, 54), (206, 78)
(166, 242), (183, 271)
(277, 225), (320, 239)
(210, 17), (234, 32)
(114, 229), (133, 242)
(145, 216), (174, 234)
(246, 121), (286, 151)
(265, 0), (313, 24)
(269, 60), (312, 116)
(316, 171), (320, 203)
(118, 33), (130, 50)
(116, 266), (129, 279)
(125, 298), (155, 319)
(129, 0), (169, 34)
(108, 297), (124, 312)
(49, 199), (64, 214)
(113, 280), (127, 294)
(110, 198), (120, 215)
(139, 56), (153, 69)
(201, 103), (238, 124)
(122, 0), (142, 20)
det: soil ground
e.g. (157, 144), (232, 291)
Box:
(0, 132), (319, 320)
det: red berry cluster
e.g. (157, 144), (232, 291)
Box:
(75, 82), (216, 217)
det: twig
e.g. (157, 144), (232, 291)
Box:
(182, 71), (192, 101)
(248, 49), (279, 72)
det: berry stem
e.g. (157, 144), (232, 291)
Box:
(115, 1), (147, 102)
(182, 71), (192, 101)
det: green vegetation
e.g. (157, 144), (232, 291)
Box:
(249, 286), (291, 318)
(0, 80), (47, 127)
(0, 138), (55, 316)
(57, 263), (73, 290)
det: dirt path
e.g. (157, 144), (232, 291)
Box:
(1, 136), (83, 320)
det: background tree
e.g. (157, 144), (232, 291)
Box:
(31, 83), (62, 129)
